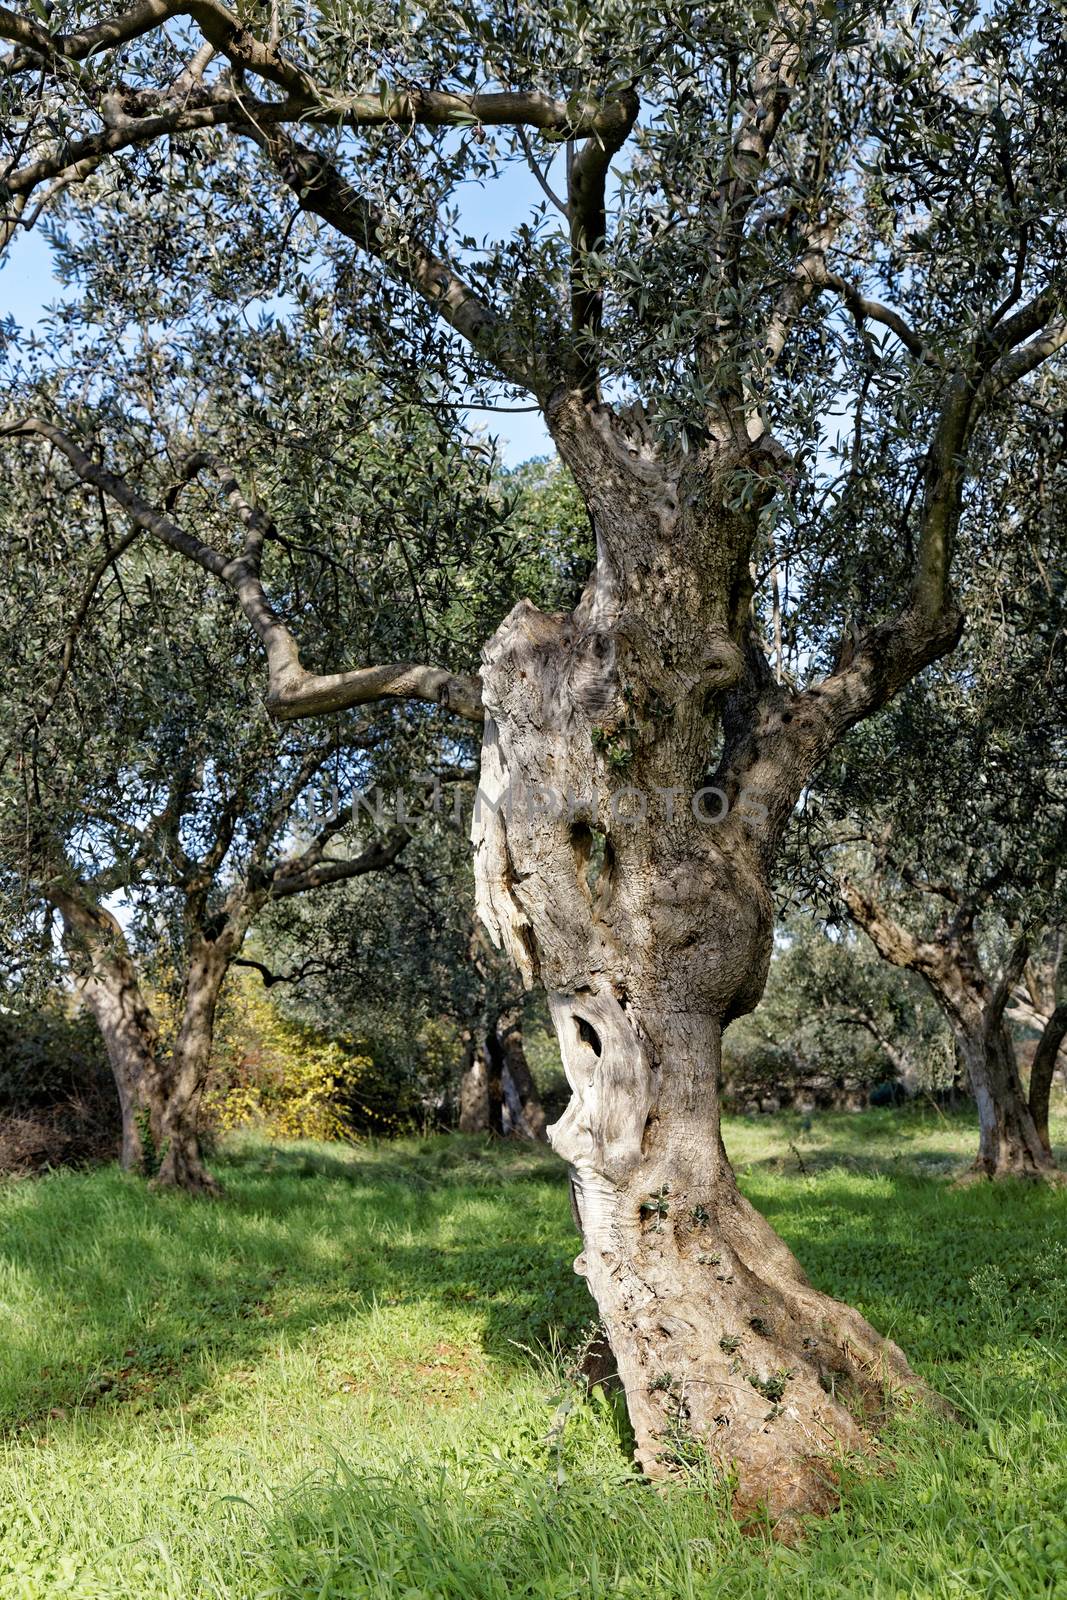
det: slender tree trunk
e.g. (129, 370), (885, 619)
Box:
(458, 1025), (493, 1133)
(76, 964), (160, 1171)
(152, 937), (227, 1193)
(1029, 1003), (1067, 1157)
(499, 1008), (548, 1141)
(50, 888), (163, 1173)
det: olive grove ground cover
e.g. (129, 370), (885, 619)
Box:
(0, 1112), (1064, 1599)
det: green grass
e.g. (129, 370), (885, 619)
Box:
(1, 1108), (1065, 1599)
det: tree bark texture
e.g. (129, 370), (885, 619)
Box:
(152, 936), (228, 1193)
(472, 405), (923, 1522)
(956, 1009), (1054, 1179)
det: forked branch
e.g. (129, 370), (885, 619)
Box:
(270, 824), (409, 898)
(736, 283), (1067, 848)
(3, 417), (484, 724)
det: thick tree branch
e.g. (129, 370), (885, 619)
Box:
(4, 417), (485, 723)
(0, 0), (178, 66)
(899, 865), (962, 906)
(245, 125), (554, 399)
(700, 0), (815, 424)
(0, 0), (619, 141)
(736, 283), (1067, 851)
(838, 877), (932, 976)
(977, 318), (1067, 409)
(0, 2), (615, 398)
(717, 0), (809, 243)
(6, 96), (241, 196)
(6, 77), (568, 201)
(565, 88), (639, 396)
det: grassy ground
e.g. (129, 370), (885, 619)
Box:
(1, 1108), (1065, 1599)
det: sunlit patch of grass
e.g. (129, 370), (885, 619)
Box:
(0, 1114), (1064, 1598)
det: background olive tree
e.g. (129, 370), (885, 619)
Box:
(801, 405), (1066, 1174)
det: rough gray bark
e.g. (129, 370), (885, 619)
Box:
(957, 1011), (1053, 1179)
(472, 402), (926, 1523)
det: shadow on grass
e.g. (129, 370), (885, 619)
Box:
(217, 1131), (566, 1193)
(1, 1131), (1064, 1437)
(0, 1137), (582, 1434)
(740, 1146), (970, 1180)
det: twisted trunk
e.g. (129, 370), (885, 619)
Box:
(472, 409), (924, 1522)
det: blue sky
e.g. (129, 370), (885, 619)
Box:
(0, 154), (559, 467)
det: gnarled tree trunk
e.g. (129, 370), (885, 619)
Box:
(472, 410), (923, 1522)
(955, 1006), (1054, 1179)
(50, 886), (220, 1192)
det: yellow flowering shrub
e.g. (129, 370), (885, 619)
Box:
(205, 971), (378, 1142)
